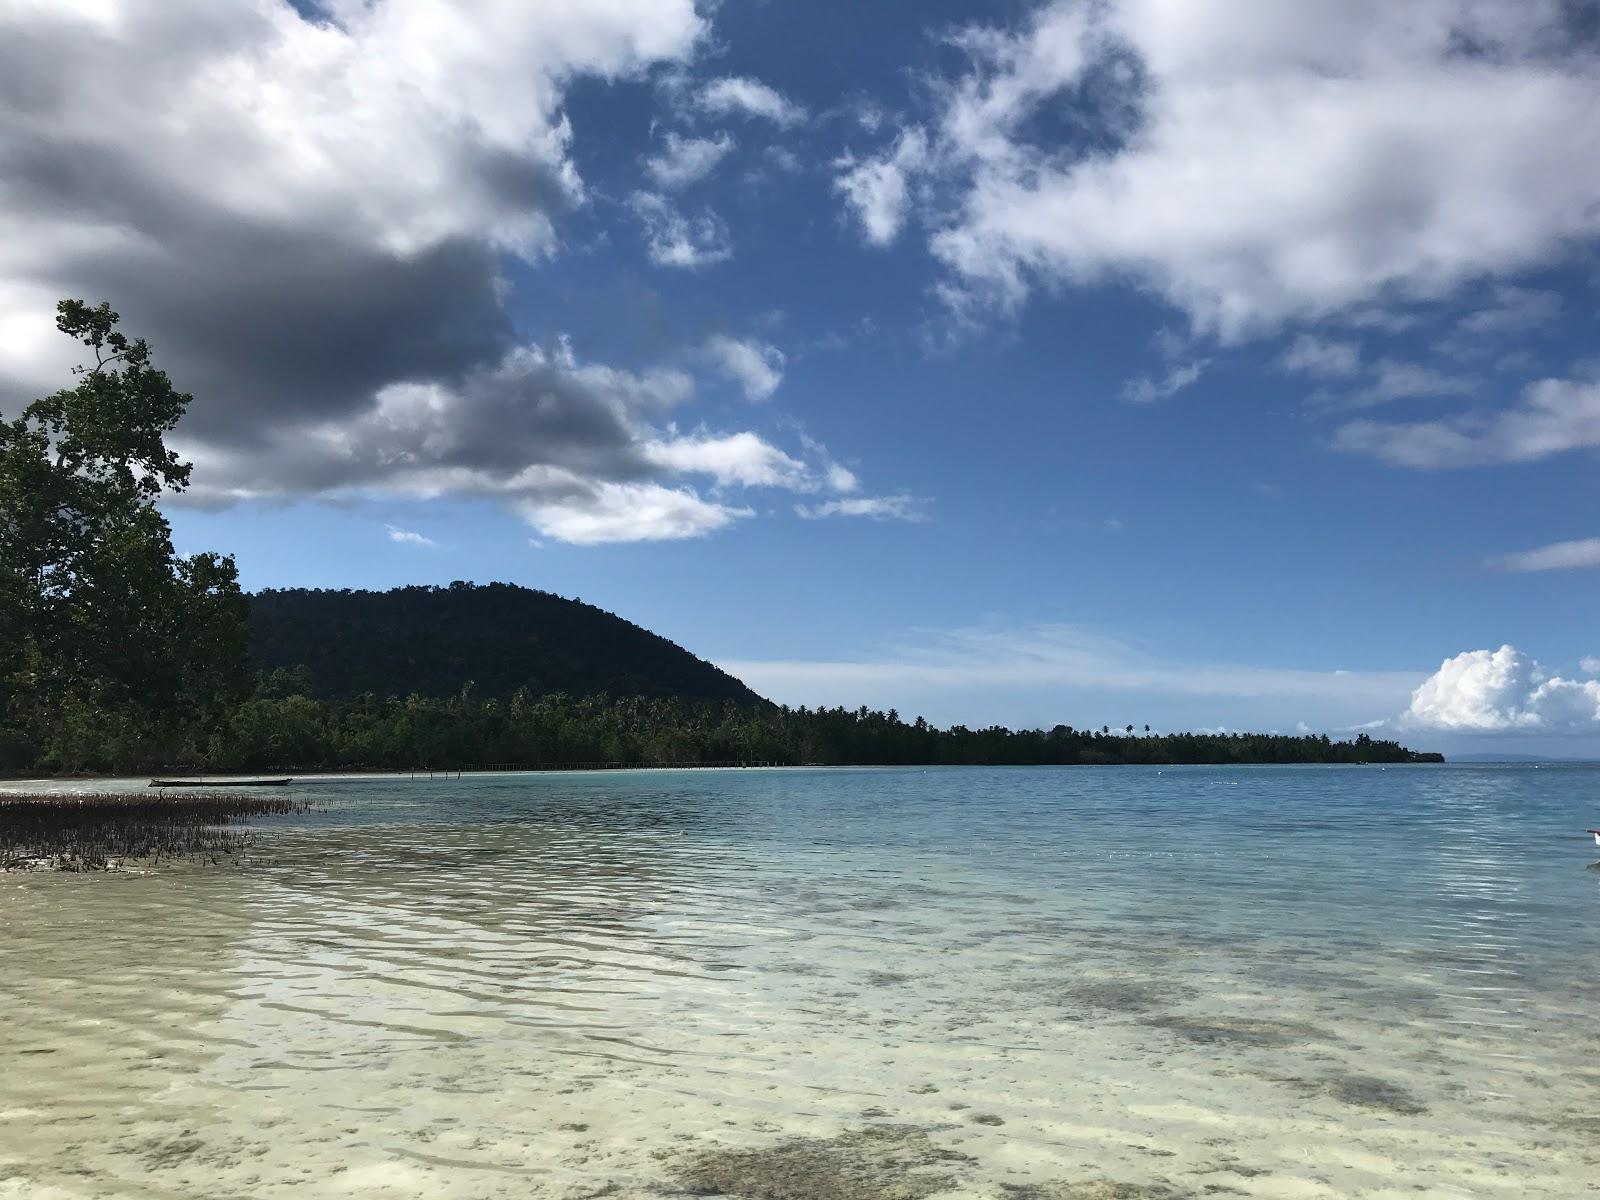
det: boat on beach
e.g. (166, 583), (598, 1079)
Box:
(149, 778), (294, 788)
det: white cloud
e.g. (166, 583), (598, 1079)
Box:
(1581, 657), (1600, 674)
(859, 0), (1600, 339)
(826, 463), (860, 492)
(1403, 645), (1600, 733)
(629, 191), (732, 268)
(698, 76), (806, 127)
(835, 130), (929, 246)
(385, 524), (438, 548)
(644, 431), (812, 490)
(795, 495), (927, 522)
(1281, 335), (1362, 378)
(1121, 360), (1206, 404)
(1334, 372), (1600, 467)
(517, 480), (749, 545)
(644, 132), (734, 189)
(702, 334), (785, 400)
(1493, 537), (1600, 573)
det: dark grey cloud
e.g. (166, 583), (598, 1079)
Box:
(0, 0), (874, 544)
(185, 343), (686, 498)
(80, 233), (516, 437)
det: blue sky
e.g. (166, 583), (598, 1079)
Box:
(3, 0), (1599, 751)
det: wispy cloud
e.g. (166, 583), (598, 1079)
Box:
(702, 335), (785, 401)
(698, 76), (806, 127)
(795, 495), (926, 522)
(835, 130), (928, 246)
(386, 524), (439, 549)
(1456, 286), (1562, 337)
(1355, 359), (1474, 406)
(644, 132), (734, 190)
(1122, 360), (1206, 404)
(1280, 335), (1361, 378)
(1492, 537), (1600, 573)
(723, 624), (1419, 709)
(1335, 372), (1600, 468)
(629, 191), (732, 268)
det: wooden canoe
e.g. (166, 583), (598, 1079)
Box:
(149, 778), (294, 788)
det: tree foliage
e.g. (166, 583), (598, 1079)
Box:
(0, 301), (249, 770)
(198, 687), (1438, 773)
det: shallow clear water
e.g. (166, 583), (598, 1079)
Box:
(2, 765), (1597, 1198)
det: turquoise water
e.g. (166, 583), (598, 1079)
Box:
(2, 765), (1597, 1198)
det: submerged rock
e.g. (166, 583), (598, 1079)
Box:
(1142, 1015), (1328, 1049)
(669, 1125), (972, 1200)
(1321, 1073), (1427, 1115)
(1000, 1181), (1195, 1200)
(1050, 978), (1198, 1016)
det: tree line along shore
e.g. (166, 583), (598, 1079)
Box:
(45, 684), (1440, 776)
(1, 300), (1443, 777)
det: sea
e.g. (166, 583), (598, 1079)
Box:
(2, 764), (1597, 1199)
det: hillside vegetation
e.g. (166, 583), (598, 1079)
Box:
(249, 582), (764, 705)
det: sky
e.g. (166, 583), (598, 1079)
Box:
(2, 0), (1599, 754)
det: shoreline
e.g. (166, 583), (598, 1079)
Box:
(0, 757), (1465, 789)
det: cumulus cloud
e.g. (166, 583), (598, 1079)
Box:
(1334, 372), (1600, 467)
(1582, 657), (1600, 674)
(1492, 537), (1600, 573)
(629, 191), (733, 268)
(697, 76), (807, 127)
(702, 335), (785, 401)
(173, 337), (850, 543)
(846, 0), (1600, 339)
(0, 0), (705, 421)
(385, 524), (439, 549)
(795, 495), (927, 522)
(1403, 645), (1600, 732)
(644, 132), (735, 190)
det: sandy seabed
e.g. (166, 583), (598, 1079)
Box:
(1, 770), (1596, 1199)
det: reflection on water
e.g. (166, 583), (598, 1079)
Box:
(2, 765), (1597, 1198)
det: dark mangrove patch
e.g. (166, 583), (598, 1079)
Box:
(0, 791), (309, 871)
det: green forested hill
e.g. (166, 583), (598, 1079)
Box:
(248, 583), (765, 705)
